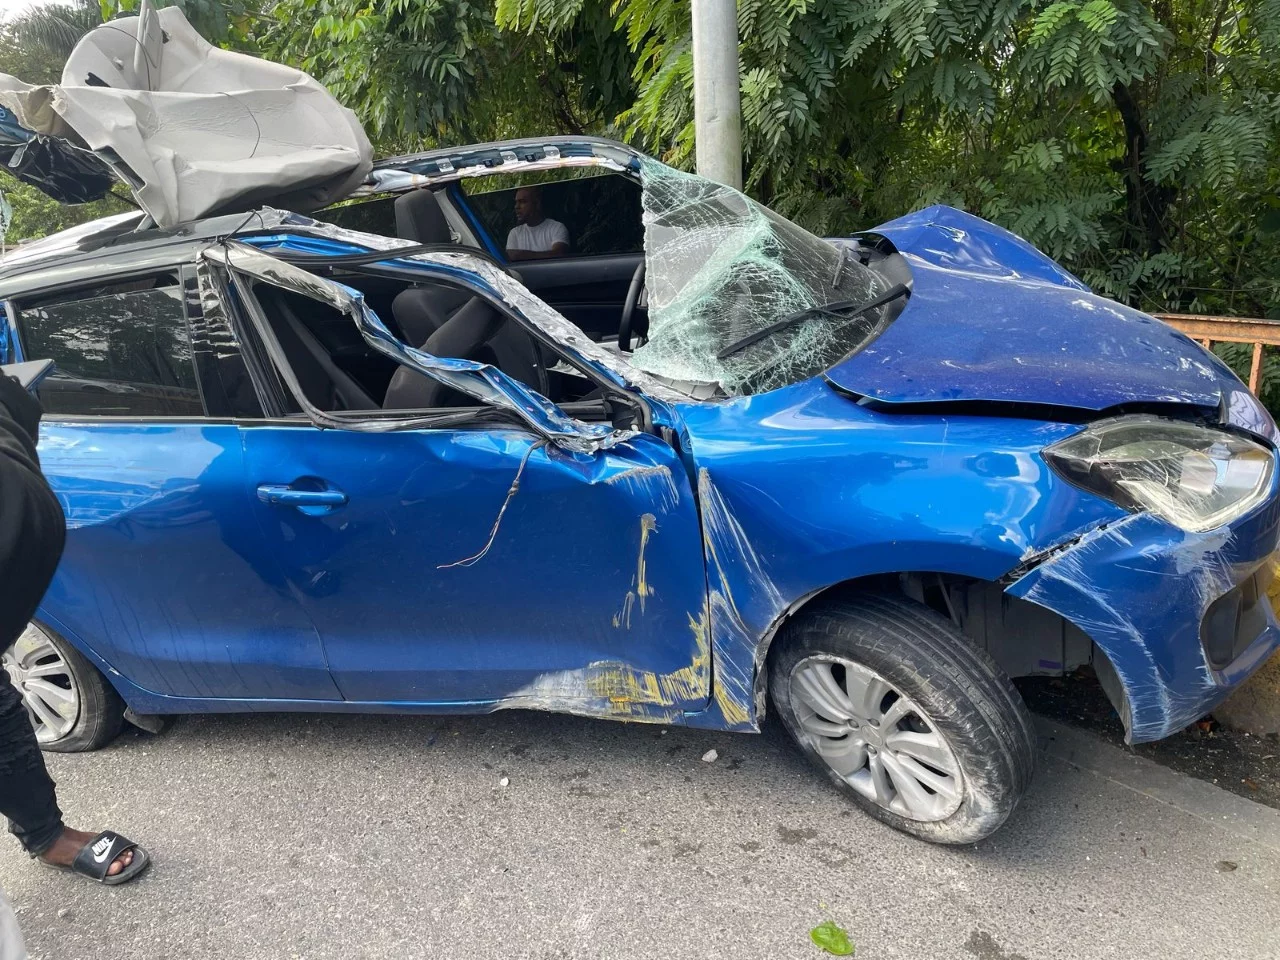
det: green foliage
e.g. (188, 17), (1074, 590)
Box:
(1, 0), (102, 85)
(0, 182), (127, 247)
(809, 919), (855, 956)
(259, 0), (635, 152)
(5, 0), (1279, 332)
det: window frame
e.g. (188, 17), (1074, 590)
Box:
(202, 240), (646, 441)
(204, 253), (542, 433)
(11, 266), (212, 423)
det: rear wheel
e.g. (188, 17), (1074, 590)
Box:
(2, 622), (124, 753)
(769, 593), (1036, 844)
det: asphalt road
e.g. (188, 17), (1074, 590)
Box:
(2, 710), (1278, 960)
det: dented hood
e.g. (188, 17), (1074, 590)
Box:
(824, 206), (1240, 413)
(0, 1), (371, 228)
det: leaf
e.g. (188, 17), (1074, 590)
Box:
(810, 920), (855, 956)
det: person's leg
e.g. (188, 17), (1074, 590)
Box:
(0, 672), (135, 877)
(0, 672), (63, 858)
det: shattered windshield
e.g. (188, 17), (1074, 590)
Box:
(632, 161), (895, 395)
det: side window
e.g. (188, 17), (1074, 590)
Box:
(316, 196), (397, 237)
(462, 171), (644, 260)
(17, 275), (204, 418)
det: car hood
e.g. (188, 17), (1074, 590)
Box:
(824, 205), (1242, 414)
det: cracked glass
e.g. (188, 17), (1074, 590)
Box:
(631, 161), (895, 395)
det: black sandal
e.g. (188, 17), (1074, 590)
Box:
(42, 831), (151, 886)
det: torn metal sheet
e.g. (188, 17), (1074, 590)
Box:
(0, 2), (371, 226)
(204, 241), (614, 450)
(239, 210), (687, 405)
(364, 155), (626, 195)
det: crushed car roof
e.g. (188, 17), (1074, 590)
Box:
(0, 0), (371, 228)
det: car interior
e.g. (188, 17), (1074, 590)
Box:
(248, 175), (651, 422)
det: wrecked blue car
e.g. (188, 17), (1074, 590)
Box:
(3, 132), (1279, 844)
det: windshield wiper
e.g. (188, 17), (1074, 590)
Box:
(716, 282), (910, 361)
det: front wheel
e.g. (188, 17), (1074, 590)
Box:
(769, 593), (1036, 844)
(2, 622), (125, 753)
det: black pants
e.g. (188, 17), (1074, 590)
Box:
(0, 669), (63, 857)
(0, 375), (69, 859)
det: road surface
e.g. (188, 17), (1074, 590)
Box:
(2, 710), (1277, 959)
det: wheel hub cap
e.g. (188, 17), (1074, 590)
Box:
(1, 624), (80, 744)
(789, 655), (963, 822)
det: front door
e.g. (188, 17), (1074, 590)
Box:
(242, 425), (709, 714)
(219, 245), (712, 718)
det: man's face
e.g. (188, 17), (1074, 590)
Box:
(514, 188), (541, 225)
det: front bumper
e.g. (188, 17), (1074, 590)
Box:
(1007, 493), (1280, 743)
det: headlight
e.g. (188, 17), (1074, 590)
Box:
(1043, 417), (1275, 532)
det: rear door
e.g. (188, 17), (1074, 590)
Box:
(214, 247), (711, 718)
(10, 262), (338, 703)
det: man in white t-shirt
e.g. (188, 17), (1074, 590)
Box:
(506, 187), (569, 260)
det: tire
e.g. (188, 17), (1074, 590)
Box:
(768, 592), (1036, 844)
(2, 622), (125, 753)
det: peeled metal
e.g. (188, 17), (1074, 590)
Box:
(0, 1), (371, 228)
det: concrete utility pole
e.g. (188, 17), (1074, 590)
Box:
(691, 0), (742, 190)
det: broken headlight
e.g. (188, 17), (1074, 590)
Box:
(1044, 417), (1275, 533)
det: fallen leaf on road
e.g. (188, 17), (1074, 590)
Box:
(810, 920), (854, 956)
(1216, 860), (1238, 873)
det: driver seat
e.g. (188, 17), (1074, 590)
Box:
(383, 296), (545, 409)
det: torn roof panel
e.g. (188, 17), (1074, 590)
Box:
(0, 1), (372, 228)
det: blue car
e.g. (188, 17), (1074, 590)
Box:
(3, 137), (1278, 844)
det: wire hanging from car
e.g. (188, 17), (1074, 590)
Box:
(437, 438), (550, 569)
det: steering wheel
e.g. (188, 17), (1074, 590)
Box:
(619, 260), (647, 353)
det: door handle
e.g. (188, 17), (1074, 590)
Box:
(256, 482), (347, 515)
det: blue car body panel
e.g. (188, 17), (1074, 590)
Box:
(870, 204), (1091, 291)
(827, 208), (1242, 412)
(1008, 505), (1280, 742)
(672, 378), (1132, 730)
(240, 423), (711, 713)
(35, 422), (340, 700)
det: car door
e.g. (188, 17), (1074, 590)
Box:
(211, 245), (712, 718)
(8, 260), (339, 703)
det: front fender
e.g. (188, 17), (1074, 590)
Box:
(675, 379), (1128, 730)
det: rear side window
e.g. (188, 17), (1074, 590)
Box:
(17, 275), (204, 417)
(319, 196), (397, 237)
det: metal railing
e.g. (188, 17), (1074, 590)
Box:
(1155, 313), (1280, 394)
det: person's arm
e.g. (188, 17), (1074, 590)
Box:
(505, 227), (531, 261)
(0, 376), (66, 648)
(547, 221), (569, 258)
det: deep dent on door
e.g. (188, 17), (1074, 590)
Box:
(479, 464), (781, 730)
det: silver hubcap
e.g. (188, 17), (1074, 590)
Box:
(1, 624), (80, 744)
(790, 656), (963, 821)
